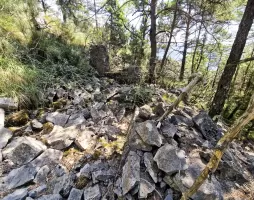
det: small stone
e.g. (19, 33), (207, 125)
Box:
(37, 194), (63, 200)
(34, 165), (50, 184)
(28, 184), (47, 198)
(68, 188), (83, 200)
(154, 144), (188, 174)
(43, 125), (79, 150)
(139, 105), (153, 119)
(122, 151), (140, 195)
(83, 184), (101, 200)
(75, 130), (97, 151)
(2, 136), (47, 166)
(31, 119), (43, 131)
(144, 152), (159, 183)
(128, 129), (152, 151)
(90, 108), (106, 123)
(46, 112), (69, 127)
(82, 108), (91, 119)
(85, 84), (94, 92)
(3, 188), (28, 200)
(0, 127), (13, 149)
(135, 121), (163, 147)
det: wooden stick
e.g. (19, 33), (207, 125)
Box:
(181, 93), (254, 200)
(157, 73), (203, 126)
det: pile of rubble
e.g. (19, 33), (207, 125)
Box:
(0, 76), (254, 200)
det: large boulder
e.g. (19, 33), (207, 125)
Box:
(89, 45), (109, 76)
(2, 136), (47, 166)
(154, 144), (188, 174)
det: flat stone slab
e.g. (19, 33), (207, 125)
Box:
(37, 194), (63, 200)
(44, 125), (79, 150)
(0, 127), (13, 149)
(144, 152), (159, 183)
(2, 136), (47, 166)
(0, 98), (18, 110)
(3, 188), (28, 200)
(154, 144), (188, 174)
(122, 151), (140, 195)
(46, 112), (69, 127)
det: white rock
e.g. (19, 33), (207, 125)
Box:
(0, 127), (13, 149)
(83, 184), (101, 200)
(75, 130), (97, 151)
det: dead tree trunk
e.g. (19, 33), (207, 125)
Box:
(157, 73), (203, 125)
(148, 0), (157, 83)
(181, 92), (254, 200)
(209, 0), (254, 117)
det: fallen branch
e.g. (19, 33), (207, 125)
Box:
(157, 73), (203, 126)
(180, 93), (254, 200)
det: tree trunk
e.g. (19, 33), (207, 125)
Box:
(179, 2), (191, 81)
(148, 0), (157, 83)
(209, 0), (254, 117)
(196, 32), (207, 71)
(241, 48), (254, 90)
(159, 0), (178, 75)
(94, 0), (98, 28)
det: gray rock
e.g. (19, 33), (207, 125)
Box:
(46, 112), (70, 127)
(44, 125), (79, 150)
(2, 136), (47, 166)
(3, 188), (28, 200)
(173, 152), (223, 200)
(4, 163), (37, 189)
(171, 115), (194, 127)
(90, 108), (106, 123)
(65, 114), (85, 127)
(193, 111), (222, 145)
(25, 197), (34, 200)
(113, 177), (123, 197)
(128, 129), (152, 151)
(164, 194), (173, 200)
(154, 144), (188, 174)
(135, 121), (163, 147)
(53, 174), (75, 198)
(0, 97), (18, 110)
(144, 152), (159, 183)
(75, 130), (97, 151)
(68, 188), (83, 200)
(122, 151), (140, 195)
(31, 119), (43, 131)
(160, 120), (177, 138)
(83, 184), (101, 200)
(85, 84), (94, 92)
(139, 105), (153, 119)
(116, 107), (125, 122)
(54, 164), (68, 177)
(28, 184), (47, 198)
(37, 194), (63, 200)
(139, 174), (155, 199)
(34, 165), (50, 184)
(82, 108), (91, 119)
(31, 148), (63, 170)
(78, 161), (109, 179)
(92, 169), (115, 183)
(0, 127), (13, 149)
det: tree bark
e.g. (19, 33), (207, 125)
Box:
(159, 0), (178, 75)
(181, 92), (254, 200)
(148, 0), (157, 83)
(196, 32), (207, 71)
(209, 0), (254, 117)
(179, 2), (191, 81)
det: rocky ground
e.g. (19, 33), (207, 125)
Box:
(0, 76), (254, 200)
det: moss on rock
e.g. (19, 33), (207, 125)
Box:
(5, 110), (29, 126)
